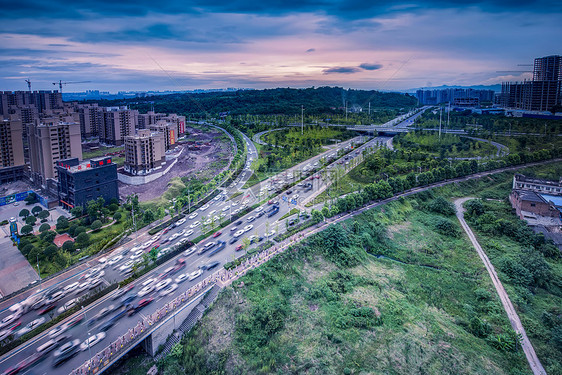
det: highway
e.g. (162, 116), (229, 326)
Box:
(0, 112), (422, 374)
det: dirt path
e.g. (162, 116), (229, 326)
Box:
(454, 197), (546, 375)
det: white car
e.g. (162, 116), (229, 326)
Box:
(221, 206), (230, 212)
(292, 194), (300, 200)
(190, 221), (200, 228)
(75, 282), (90, 294)
(200, 204), (210, 211)
(188, 269), (203, 281)
(249, 235), (258, 243)
(175, 274), (188, 284)
(142, 278), (156, 287)
(242, 200), (249, 205)
(183, 247), (196, 257)
(234, 230), (245, 238)
(87, 270), (104, 280)
(265, 230), (276, 237)
(247, 216), (255, 222)
(178, 229), (186, 236)
(0, 314), (19, 330)
(159, 283), (178, 297)
(184, 229), (194, 237)
(243, 225), (254, 232)
(255, 206), (263, 212)
(17, 317), (45, 337)
(89, 278), (104, 289)
(155, 278), (172, 291)
(220, 212), (227, 218)
(130, 249), (144, 260)
(108, 255), (123, 266)
(138, 285), (154, 297)
(188, 212), (198, 220)
(80, 332), (106, 351)
(48, 325), (68, 339)
(231, 202), (238, 207)
(208, 210), (216, 217)
(176, 218), (186, 226)
(119, 261), (134, 272)
(57, 299), (77, 314)
(170, 233), (181, 241)
(63, 282), (79, 295)
(257, 191), (264, 197)
(203, 219), (212, 226)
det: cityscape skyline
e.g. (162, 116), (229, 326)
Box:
(1, 0), (561, 92)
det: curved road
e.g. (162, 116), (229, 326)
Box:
(455, 198), (546, 375)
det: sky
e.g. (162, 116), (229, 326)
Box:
(1, 0), (561, 93)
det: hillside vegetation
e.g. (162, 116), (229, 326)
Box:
(157, 192), (534, 374)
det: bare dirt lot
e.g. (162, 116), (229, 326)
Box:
(118, 126), (234, 202)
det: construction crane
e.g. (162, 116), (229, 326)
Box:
(52, 80), (92, 93)
(25, 79), (31, 92)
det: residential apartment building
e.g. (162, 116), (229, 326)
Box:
(124, 129), (166, 175)
(76, 103), (104, 138)
(0, 90), (63, 116)
(27, 120), (82, 187)
(0, 119), (25, 184)
(150, 122), (178, 150)
(100, 106), (138, 145)
(500, 55), (562, 112)
(512, 173), (562, 195)
(57, 156), (119, 209)
(415, 88), (495, 106)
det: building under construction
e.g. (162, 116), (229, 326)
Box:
(500, 55), (562, 112)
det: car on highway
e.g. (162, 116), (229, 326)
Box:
(46, 291), (65, 304)
(155, 278), (172, 291)
(188, 212), (198, 220)
(48, 324), (69, 339)
(190, 221), (200, 228)
(265, 230), (276, 237)
(137, 285), (154, 298)
(99, 319), (116, 332)
(229, 236), (238, 244)
(247, 216), (255, 222)
(212, 231), (222, 238)
(130, 249), (144, 260)
(198, 241), (216, 255)
(234, 229), (245, 238)
(188, 269), (203, 281)
(257, 211), (265, 218)
(184, 229), (194, 237)
(243, 224), (253, 232)
(52, 339), (80, 367)
(89, 278), (104, 289)
(160, 283), (178, 297)
(80, 332), (106, 351)
(89, 305), (116, 325)
(120, 294), (136, 307)
(255, 206), (263, 212)
(200, 203), (210, 211)
(57, 299), (78, 314)
(200, 261), (220, 271)
(183, 247), (196, 257)
(230, 226), (238, 233)
(62, 282), (79, 295)
(169, 233), (181, 241)
(208, 241), (226, 256)
(0, 314), (20, 330)
(39, 304), (56, 315)
(235, 244), (243, 251)
(108, 255), (123, 266)
(175, 274), (188, 283)
(112, 284), (135, 300)
(176, 218), (186, 226)
(128, 298), (154, 316)
(37, 336), (67, 354)
(221, 206), (230, 212)
(16, 317), (45, 337)
(119, 260), (134, 273)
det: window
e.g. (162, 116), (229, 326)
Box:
(530, 203), (536, 207)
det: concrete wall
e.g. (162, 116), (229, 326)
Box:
(143, 291), (206, 356)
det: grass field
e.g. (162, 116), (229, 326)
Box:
(394, 132), (499, 158)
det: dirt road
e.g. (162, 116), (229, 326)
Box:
(455, 197), (546, 375)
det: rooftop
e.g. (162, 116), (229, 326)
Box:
(514, 173), (562, 187)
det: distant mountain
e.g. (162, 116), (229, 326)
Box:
(403, 84), (502, 93)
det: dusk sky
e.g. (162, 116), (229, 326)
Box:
(1, 0), (561, 92)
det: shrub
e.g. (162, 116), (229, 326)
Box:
(73, 226), (86, 237)
(113, 212), (122, 222)
(71, 206), (83, 218)
(40, 230), (56, 243)
(90, 220), (103, 231)
(427, 196), (456, 216)
(76, 232), (90, 248)
(434, 218), (459, 237)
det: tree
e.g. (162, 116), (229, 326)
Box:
(20, 225), (33, 235)
(90, 220), (103, 232)
(71, 206), (83, 218)
(18, 209), (30, 219)
(24, 193), (38, 205)
(76, 232), (90, 248)
(113, 212), (122, 222)
(427, 197), (456, 216)
(62, 240), (75, 252)
(31, 206), (42, 215)
(40, 230), (56, 243)
(39, 223), (51, 233)
(43, 244), (57, 257)
(37, 210), (50, 221)
(73, 226), (86, 237)
(25, 216), (37, 226)
(56, 216), (69, 231)
(311, 209), (324, 224)
(143, 209), (155, 224)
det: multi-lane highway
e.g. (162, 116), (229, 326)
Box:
(0, 112), (423, 374)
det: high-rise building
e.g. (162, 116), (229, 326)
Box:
(56, 156), (119, 209)
(27, 120), (82, 187)
(501, 55), (562, 112)
(150, 122), (178, 150)
(415, 88), (494, 105)
(124, 129), (166, 175)
(100, 106), (138, 145)
(0, 91), (63, 116)
(76, 103), (104, 138)
(0, 119), (25, 184)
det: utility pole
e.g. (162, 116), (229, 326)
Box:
(439, 106), (442, 141)
(368, 102), (371, 115)
(301, 105), (304, 135)
(447, 102), (450, 130)
(345, 101), (348, 121)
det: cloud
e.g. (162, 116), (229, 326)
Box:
(359, 63), (382, 70)
(323, 66), (360, 74)
(306, 48), (315, 53)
